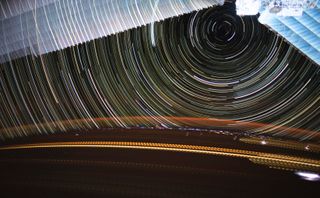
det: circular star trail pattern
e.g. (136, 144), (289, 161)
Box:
(0, 4), (319, 140)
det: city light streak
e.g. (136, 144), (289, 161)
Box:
(1, 141), (319, 172)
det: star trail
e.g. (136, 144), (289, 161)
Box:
(0, 2), (319, 141)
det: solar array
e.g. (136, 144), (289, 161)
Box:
(0, 0), (224, 63)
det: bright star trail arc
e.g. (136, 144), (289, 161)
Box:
(0, 3), (319, 140)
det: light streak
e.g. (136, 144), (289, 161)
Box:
(295, 171), (320, 181)
(1, 141), (319, 171)
(0, 2), (319, 142)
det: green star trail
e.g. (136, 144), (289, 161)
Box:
(0, 3), (319, 141)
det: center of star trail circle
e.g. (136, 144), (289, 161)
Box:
(184, 4), (264, 77)
(213, 20), (234, 42)
(206, 14), (238, 45)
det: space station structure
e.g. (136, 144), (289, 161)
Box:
(236, 0), (318, 16)
(236, 0), (320, 66)
(0, 0), (224, 64)
(1, 0), (319, 65)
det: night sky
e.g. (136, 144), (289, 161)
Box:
(0, 2), (319, 140)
